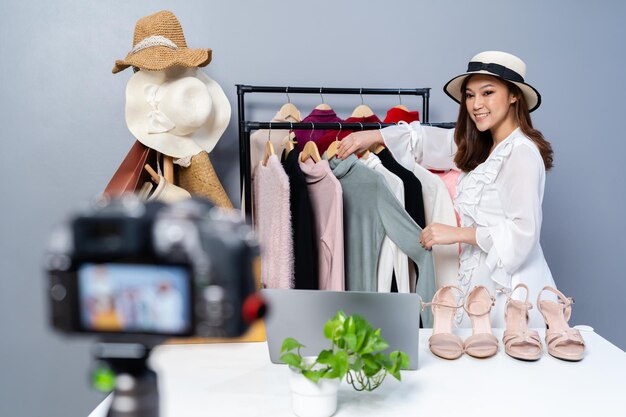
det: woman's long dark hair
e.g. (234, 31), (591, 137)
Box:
(453, 76), (553, 172)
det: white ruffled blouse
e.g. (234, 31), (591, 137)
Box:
(381, 122), (555, 327)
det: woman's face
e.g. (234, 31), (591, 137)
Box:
(464, 74), (517, 135)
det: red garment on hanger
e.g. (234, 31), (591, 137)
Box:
(383, 107), (420, 123)
(317, 114), (382, 155)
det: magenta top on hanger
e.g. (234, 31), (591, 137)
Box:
(294, 108), (343, 151)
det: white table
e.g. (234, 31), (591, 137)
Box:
(90, 328), (626, 417)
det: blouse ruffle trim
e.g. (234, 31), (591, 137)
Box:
(453, 138), (517, 323)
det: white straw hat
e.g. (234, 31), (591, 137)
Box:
(125, 68), (231, 158)
(443, 51), (541, 112)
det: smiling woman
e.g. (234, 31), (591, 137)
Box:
(454, 73), (553, 173)
(336, 51), (557, 331)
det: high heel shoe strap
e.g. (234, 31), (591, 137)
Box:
(464, 286), (496, 317)
(504, 283), (533, 320)
(503, 329), (541, 347)
(421, 299), (464, 312)
(537, 286), (575, 321)
(545, 328), (585, 350)
(421, 286), (465, 312)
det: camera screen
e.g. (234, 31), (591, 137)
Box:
(78, 263), (191, 335)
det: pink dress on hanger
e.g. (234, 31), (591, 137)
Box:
(298, 158), (345, 291)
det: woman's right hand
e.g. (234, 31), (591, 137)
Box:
(337, 130), (384, 159)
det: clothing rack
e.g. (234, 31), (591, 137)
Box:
(236, 84), (455, 217)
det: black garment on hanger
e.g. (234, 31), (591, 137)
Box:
(377, 147), (426, 228)
(281, 149), (319, 289)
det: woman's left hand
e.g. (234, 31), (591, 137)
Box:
(420, 223), (462, 250)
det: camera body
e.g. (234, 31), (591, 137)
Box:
(46, 196), (262, 343)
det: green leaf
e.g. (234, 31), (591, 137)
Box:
(344, 333), (357, 351)
(362, 353), (382, 377)
(361, 333), (378, 354)
(357, 329), (372, 354)
(355, 329), (367, 351)
(323, 318), (342, 340)
(280, 337), (304, 353)
(370, 339), (390, 353)
(329, 350), (349, 378)
(303, 369), (323, 383)
(334, 310), (347, 323)
(352, 314), (371, 331)
(280, 353), (304, 370)
(387, 351), (410, 380)
(374, 353), (393, 369)
(316, 349), (334, 365)
(390, 351), (410, 369)
(345, 316), (356, 336)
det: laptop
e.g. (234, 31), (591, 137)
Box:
(261, 289), (421, 370)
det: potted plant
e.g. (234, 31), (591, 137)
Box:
(280, 310), (410, 417)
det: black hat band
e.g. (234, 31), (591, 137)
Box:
(467, 61), (524, 83)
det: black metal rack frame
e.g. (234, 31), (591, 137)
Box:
(236, 84), (454, 217)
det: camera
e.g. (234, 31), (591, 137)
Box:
(45, 195), (265, 344)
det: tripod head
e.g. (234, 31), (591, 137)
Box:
(93, 341), (163, 417)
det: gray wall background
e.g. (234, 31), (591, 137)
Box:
(1, 1), (624, 416)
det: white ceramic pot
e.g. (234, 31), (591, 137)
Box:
(288, 358), (340, 417)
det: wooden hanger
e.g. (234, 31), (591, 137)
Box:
(325, 123), (343, 160)
(315, 88), (331, 110)
(279, 102), (301, 121)
(352, 89), (374, 118)
(371, 144), (386, 154)
(351, 104), (374, 118)
(262, 139), (275, 166)
(326, 141), (340, 160)
(300, 140), (321, 163)
(282, 131), (296, 158)
(394, 90), (409, 112)
(359, 149), (371, 160)
(280, 88), (301, 121)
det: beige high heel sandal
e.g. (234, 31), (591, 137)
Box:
(464, 286), (499, 359)
(421, 286), (465, 360)
(502, 284), (543, 361)
(537, 286), (585, 361)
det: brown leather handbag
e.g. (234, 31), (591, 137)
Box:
(104, 141), (156, 197)
(104, 140), (155, 196)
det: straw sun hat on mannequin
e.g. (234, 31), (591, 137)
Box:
(113, 10), (233, 208)
(115, 10), (231, 158)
